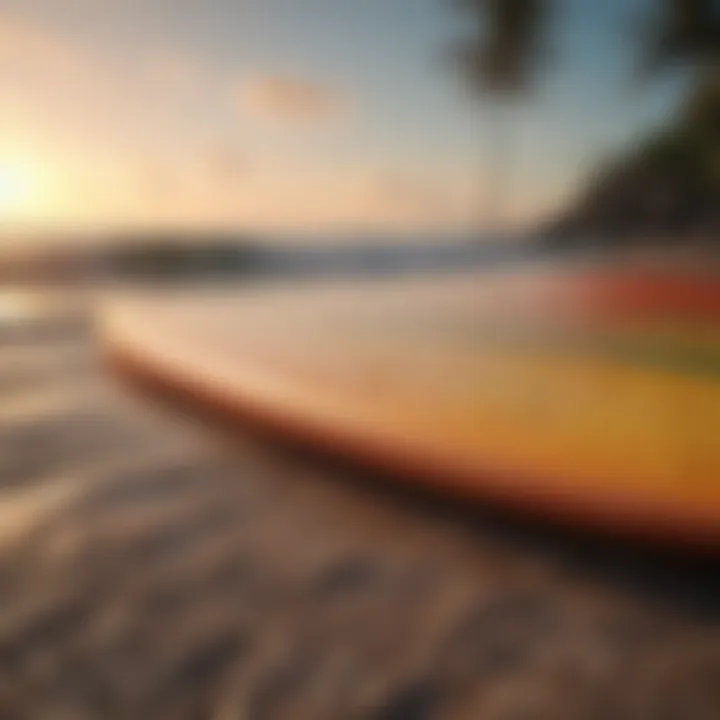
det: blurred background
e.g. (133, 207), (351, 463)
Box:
(0, 0), (716, 279)
(0, 2), (717, 719)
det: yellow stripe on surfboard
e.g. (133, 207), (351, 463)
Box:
(260, 324), (720, 505)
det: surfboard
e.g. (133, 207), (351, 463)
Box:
(101, 260), (720, 549)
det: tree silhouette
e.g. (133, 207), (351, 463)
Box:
(641, 0), (719, 80)
(451, 0), (718, 241)
(452, 0), (552, 233)
(642, 0), (719, 164)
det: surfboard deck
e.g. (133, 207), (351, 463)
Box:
(101, 261), (720, 550)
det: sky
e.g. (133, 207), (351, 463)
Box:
(0, 0), (683, 240)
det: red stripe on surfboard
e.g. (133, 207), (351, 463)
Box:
(557, 270), (720, 320)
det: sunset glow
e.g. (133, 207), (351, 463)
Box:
(0, 160), (40, 218)
(0, 0), (679, 236)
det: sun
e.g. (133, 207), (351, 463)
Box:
(0, 161), (38, 216)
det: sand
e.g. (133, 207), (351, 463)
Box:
(0, 295), (717, 719)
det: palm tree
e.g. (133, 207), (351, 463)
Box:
(452, 0), (552, 233)
(451, 0), (716, 240)
(643, 0), (719, 143)
(641, 0), (719, 81)
(639, 0), (719, 238)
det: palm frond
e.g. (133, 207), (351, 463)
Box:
(453, 0), (552, 97)
(641, 0), (720, 77)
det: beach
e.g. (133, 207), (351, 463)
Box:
(0, 290), (718, 719)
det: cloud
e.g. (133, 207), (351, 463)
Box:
(144, 50), (205, 93)
(0, 17), (82, 76)
(208, 146), (248, 183)
(371, 174), (450, 215)
(344, 169), (464, 229)
(0, 14), (207, 101)
(238, 75), (346, 122)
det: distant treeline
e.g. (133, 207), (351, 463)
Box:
(104, 236), (268, 279)
(0, 233), (536, 284)
(103, 235), (526, 281)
